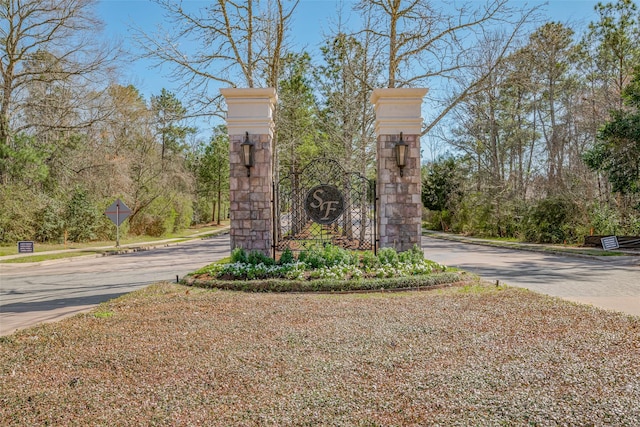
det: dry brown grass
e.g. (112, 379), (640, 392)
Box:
(1, 283), (639, 426)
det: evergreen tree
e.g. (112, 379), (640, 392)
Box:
(151, 89), (195, 167)
(584, 67), (640, 206)
(195, 127), (230, 224)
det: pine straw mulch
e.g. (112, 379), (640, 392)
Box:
(1, 282), (639, 426)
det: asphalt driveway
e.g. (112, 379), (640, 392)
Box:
(422, 235), (640, 316)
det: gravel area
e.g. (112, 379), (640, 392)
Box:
(1, 282), (639, 426)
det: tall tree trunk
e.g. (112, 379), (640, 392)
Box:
(217, 188), (222, 225)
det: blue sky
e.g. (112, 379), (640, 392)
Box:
(96, 0), (603, 149)
(98, 0), (602, 98)
(97, 0), (352, 100)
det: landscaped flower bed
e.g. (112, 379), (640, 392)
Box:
(183, 244), (467, 292)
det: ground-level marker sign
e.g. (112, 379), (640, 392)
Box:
(601, 235), (619, 251)
(105, 199), (131, 247)
(18, 241), (34, 253)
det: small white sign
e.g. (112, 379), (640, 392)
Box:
(601, 236), (619, 251)
(18, 241), (34, 253)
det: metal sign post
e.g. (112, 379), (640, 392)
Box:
(105, 199), (132, 247)
(116, 203), (120, 247)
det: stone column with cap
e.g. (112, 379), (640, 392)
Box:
(371, 88), (428, 252)
(220, 88), (277, 256)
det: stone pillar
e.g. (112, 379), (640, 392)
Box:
(371, 88), (428, 252)
(220, 88), (277, 256)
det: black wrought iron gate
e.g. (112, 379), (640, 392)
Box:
(273, 158), (376, 257)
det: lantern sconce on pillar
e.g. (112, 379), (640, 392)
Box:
(394, 132), (408, 177)
(240, 132), (255, 177)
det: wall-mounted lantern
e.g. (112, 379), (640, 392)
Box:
(240, 132), (255, 177)
(395, 132), (408, 177)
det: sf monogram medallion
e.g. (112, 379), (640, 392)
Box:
(304, 184), (345, 225)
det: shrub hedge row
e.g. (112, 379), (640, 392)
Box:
(183, 271), (468, 293)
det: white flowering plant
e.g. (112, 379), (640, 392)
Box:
(193, 244), (446, 282)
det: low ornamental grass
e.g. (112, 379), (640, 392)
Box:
(185, 244), (461, 292)
(2, 283), (639, 426)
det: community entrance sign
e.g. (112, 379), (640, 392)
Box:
(275, 158), (375, 256)
(304, 184), (345, 225)
(223, 87), (426, 256)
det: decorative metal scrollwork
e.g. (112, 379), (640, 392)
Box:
(275, 158), (376, 255)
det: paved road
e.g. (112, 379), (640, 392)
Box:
(0, 235), (231, 336)
(422, 236), (640, 317)
(2, 233), (638, 336)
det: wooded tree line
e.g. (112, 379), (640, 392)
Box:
(1, 0), (637, 244)
(424, 0), (640, 242)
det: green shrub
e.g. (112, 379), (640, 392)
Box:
(230, 247), (277, 266)
(322, 244), (358, 266)
(360, 250), (379, 268)
(298, 244), (327, 268)
(627, 213), (640, 235)
(186, 271), (464, 293)
(452, 192), (494, 236)
(522, 197), (579, 244)
(231, 247), (248, 263)
(195, 244), (447, 283)
(398, 244), (424, 264)
(127, 194), (194, 237)
(588, 203), (621, 235)
(423, 209), (454, 231)
(298, 244), (358, 268)
(0, 183), (39, 242)
(247, 250), (276, 266)
(377, 247), (399, 266)
(64, 187), (102, 242)
(278, 248), (295, 265)
(129, 212), (166, 237)
(35, 197), (65, 243)
(170, 193), (193, 232)
(147, 216), (167, 237)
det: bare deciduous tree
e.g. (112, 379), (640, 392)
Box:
(134, 0), (299, 118)
(354, 0), (538, 134)
(0, 0), (116, 182)
(526, 22), (578, 192)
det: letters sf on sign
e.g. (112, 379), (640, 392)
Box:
(304, 185), (345, 225)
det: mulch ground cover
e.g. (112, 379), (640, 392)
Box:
(1, 282), (639, 426)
